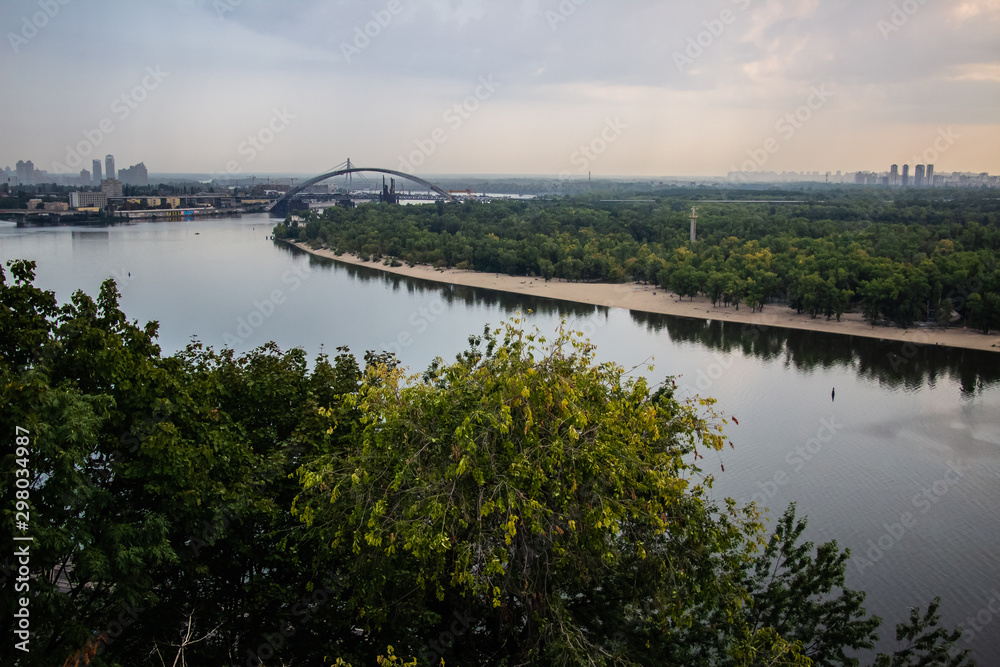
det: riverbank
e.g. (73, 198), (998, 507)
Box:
(288, 241), (1000, 353)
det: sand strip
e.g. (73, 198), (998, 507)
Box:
(287, 242), (1000, 353)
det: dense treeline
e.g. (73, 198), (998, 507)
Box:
(1, 260), (975, 666)
(275, 189), (1000, 333)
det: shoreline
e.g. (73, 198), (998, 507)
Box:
(287, 241), (1000, 354)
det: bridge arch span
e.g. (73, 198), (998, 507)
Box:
(266, 167), (452, 213)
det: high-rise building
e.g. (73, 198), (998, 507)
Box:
(15, 160), (35, 185)
(105, 155), (116, 180)
(915, 164), (926, 187)
(80, 169), (91, 184)
(890, 164), (899, 187)
(118, 162), (148, 186)
(926, 165), (934, 187)
(902, 164), (910, 187)
(92, 159), (102, 184)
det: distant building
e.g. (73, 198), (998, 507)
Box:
(902, 164), (910, 187)
(44, 202), (69, 211)
(92, 159), (102, 184)
(105, 154), (116, 180)
(126, 197), (161, 207)
(926, 165), (934, 187)
(16, 160), (35, 185)
(118, 162), (148, 186)
(889, 164), (899, 187)
(69, 191), (108, 209)
(101, 178), (123, 198)
(915, 164), (926, 187)
(79, 169), (91, 184)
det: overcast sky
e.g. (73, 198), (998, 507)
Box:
(2, 0), (998, 178)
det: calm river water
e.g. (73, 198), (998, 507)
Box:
(2, 213), (998, 662)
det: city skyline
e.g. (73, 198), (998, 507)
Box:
(2, 0), (999, 178)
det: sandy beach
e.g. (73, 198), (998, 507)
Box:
(288, 242), (1000, 353)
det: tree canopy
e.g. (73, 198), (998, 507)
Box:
(1, 259), (976, 666)
(275, 189), (1000, 332)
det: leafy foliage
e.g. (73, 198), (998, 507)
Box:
(275, 190), (1000, 331)
(0, 260), (977, 666)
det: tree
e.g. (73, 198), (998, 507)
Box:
(0, 260), (364, 666)
(293, 322), (801, 665)
(1, 262), (978, 667)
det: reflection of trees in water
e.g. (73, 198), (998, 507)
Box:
(278, 243), (997, 395)
(629, 310), (1000, 396)
(279, 243), (606, 320)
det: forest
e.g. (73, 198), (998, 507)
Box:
(1, 259), (976, 666)
(274, 188), (1000, 333)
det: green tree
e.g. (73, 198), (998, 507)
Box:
(293, 322), (799, 665)
(1, 262), (979, 667)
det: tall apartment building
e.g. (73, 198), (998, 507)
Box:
(118, 162), (148, 186)
(105, 155), (116, 180)
(915, 164), (926, 187)
(92, 159), (102, 184)
(15, 160), (35, 185)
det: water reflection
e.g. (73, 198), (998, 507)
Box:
(629, 310), (1000, 396)
(278, 242), (609, 321)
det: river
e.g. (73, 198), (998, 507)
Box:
(2, 212), (998, 662)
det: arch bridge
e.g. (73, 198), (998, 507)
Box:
(266, 167), (452, 215)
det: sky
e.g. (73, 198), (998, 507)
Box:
(2, 0), (999, 178)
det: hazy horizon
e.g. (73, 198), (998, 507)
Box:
(3, 0), (998, 178)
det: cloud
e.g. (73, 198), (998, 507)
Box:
(1, 0), (997, 176)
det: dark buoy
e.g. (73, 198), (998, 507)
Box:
(831, 387), (836, 401)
